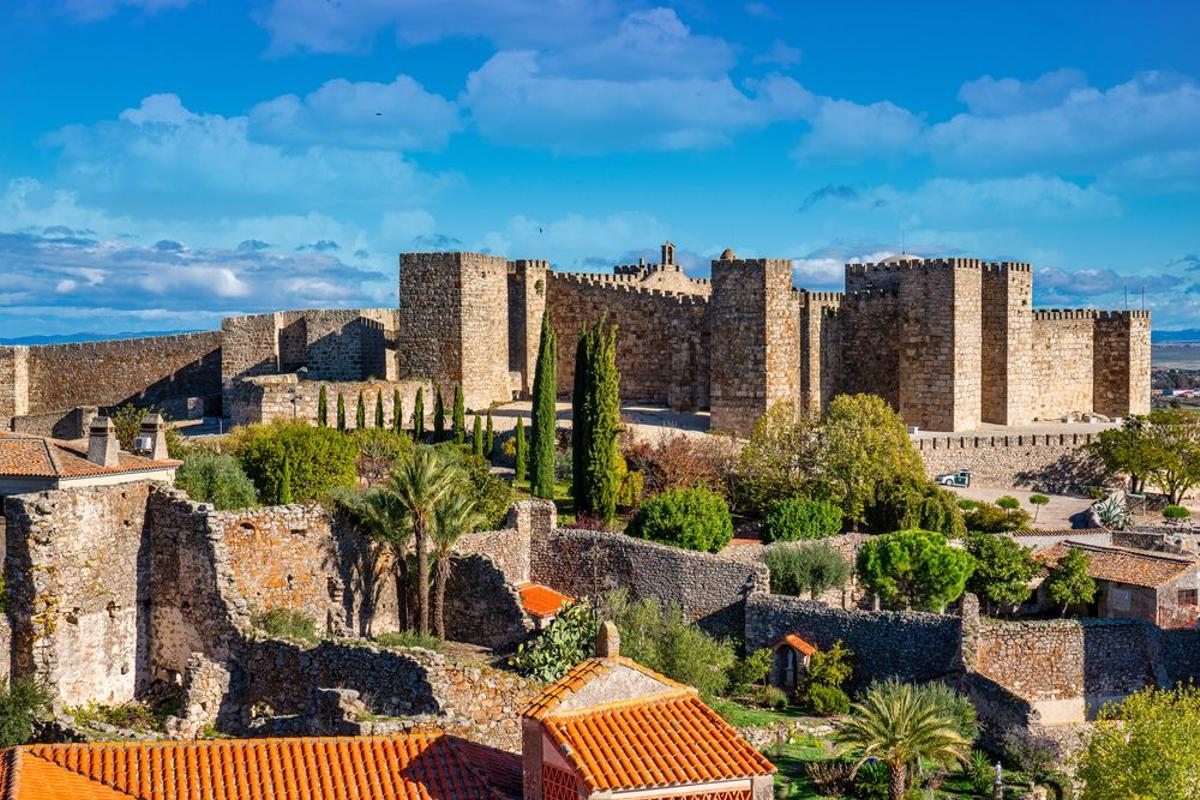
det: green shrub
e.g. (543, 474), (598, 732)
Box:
(509, 600), (599, 682)
(807, 683), (850, 716)
(764, 543), (850, 599)
(803, 639), (853, 692)
(1164, 504), (1191, 520)
(750, 684), (788, 710)
(626, 486), (733, 552)
(232, 422), (357, 504)
(69, 701), (158, 733)
(374, 630), (443, 651)
(856, 529), (974, 611)
(996, 495), (1021, 510)
(0, 679), (48, 747)
(968, 749), (994, 796)
(351, 427), (413, 484)
(957, 498), (981, 510)
(175, 452), (258, 510)
(109, 402), (188, 457)
(437, 444), (512, 529)
(727, 647), (773, 695)
(251, 607), (318, 644)
(763, 497), (843, 542)
(962, 501), (1031, 533)
(864, 478), (965, 537)
(920, 681), (980, 742)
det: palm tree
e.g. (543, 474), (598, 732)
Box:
(430, 490), (483, 639)
(382, 447), (461, 635)
(834, 680), (972, 800)
(329, 486), (411, 634)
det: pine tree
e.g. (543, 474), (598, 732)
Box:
(393, 388), (403, 433)
(412, 387), (425, 440)
(374, 392), (384, 428)
(356, 390), (366, 429)
(317, 384), (329, 428)
(485, 409), (495, 458)
(472, 415), (484, 457)
(434, 388), (446, 441)
(530, 309), (557, 499)
(514, 416), (528, 484)
(452, 384), (466, 444)
(571, 324), (593, 514)
(588, 319), (621, 522)
(279, 456), (294, 505)
(336, 393), (346, 432)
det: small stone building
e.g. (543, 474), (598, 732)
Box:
(769, 633), (816, 694)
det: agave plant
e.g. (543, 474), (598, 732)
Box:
(1093, 493), (1131, 529)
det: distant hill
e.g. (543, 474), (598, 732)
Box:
(0, 329), (206, 346)
(1153, 329), (1200, 343)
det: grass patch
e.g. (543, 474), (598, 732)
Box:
(374, 629), (444, 651)
(766, 742), (838, 800)
(710, 699), (811, 729)
(513, 479), (576, 525)
(69, 701), (159, 733)
(251, 607), (318, 645)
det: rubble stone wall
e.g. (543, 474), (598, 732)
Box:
(227, 373), (431, 428)
(916, 432), (1107, 491)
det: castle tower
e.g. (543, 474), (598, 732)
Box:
(507, 259), (549, 398)
(981, 262), (1034, 425)
(709, 254), (799, 434)
(1094, 311), (1152, 418)
(397, 252), (512, 409)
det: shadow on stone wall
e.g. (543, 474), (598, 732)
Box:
(445, 554), (533, 651)
(1012, 451), (1105, 493)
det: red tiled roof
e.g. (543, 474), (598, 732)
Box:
(0, 433), (179, 479)
(0, 733), (505, 800)
(772, 634), (816, 656)
(1013, 528), (1108, 537)
(516, 583), (573, 620)
(1038, 541), (1199, 589)
(541, 692), (775, 792)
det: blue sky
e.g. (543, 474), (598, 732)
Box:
(2, 0), (1199, 336)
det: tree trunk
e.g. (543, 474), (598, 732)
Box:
(434, 558), (450, 640)
(889, 762), (907, 800)
(393, 547), (411, 631)
(416, 518), (431, 635)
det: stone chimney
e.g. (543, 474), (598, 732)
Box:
(138, 413), (170, 460)
(595, 620), (620, 658)
(87, 416), (119, 467)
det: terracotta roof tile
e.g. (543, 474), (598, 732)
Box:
(0, 733), (504, 800)
(1013, 528), (1108, 538)
(520, 656), (690, 721)
(541, 693), (775, 792)
(0, 433), (179, 479)
(1038, 541), (1198, 589)
(773, 634), (816, 656)
(516, 583), (573, 620)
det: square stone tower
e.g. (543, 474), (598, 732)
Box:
(1094, 310), (1152, 418)
(397, 252), (512, 409)
(981, 262), (1034, 426)
(709, 253), (799, 433)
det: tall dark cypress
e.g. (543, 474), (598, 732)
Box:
(514, 416), (527, 484)
(530, 308), (557, 499)
(589, 320), (621, 522)
(413, 387), (425, 440)
(374, 392), (384, 428)
(356, 391), (366, 429)
(317, 384), (329, 428)
(336, 393), (346, 432)
(434, 388), (446, 441)
(392, 388), (403, 433)
(472, 415), (483, 457)
(571, 324), (593, 514)
(485, 409), (495, 458)
(452, 384), (466, 444)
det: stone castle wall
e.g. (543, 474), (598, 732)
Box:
(915, 432), (1108, 490)
(1031, 313), (1095, 420)
(227, 374), (431, 428)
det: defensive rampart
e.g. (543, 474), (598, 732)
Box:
(915, 432), (1108, 491)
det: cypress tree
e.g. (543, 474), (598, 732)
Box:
(412, 387), (425, 440)
(392, 388), (402, 433)
(485, 409), (494, 458)
(356, 390), (366, 429)
(317, 384), (328, 428)
(588, 320), (621, 522)
(374, 392), (384, 428)
(434, 388), (446, 441)
(452, 384), (466, 444)
(571, 324), (593, 513)
(514, 416), (527, 484)
(279, 456), (294, 505)
(472, 415), (483, 457)
(530, 308), (557, 499)
(336, 393), (346, 432)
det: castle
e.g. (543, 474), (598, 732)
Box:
(0, 244), (1150, 436)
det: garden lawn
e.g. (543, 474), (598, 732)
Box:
(710, 699), (812, 728)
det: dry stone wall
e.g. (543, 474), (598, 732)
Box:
(916, 432), (1107, 491)
(227, 374), (431, 428)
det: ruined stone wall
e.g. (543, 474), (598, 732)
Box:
(531, 528), (768, 640)
(546, 273), (709, 408)
(507, 261), (548, 398)
(981, 264), (1034, 425)
(744, 594), (962, 690)
(8, 406), (97, 439)
(227, 374), (431, 428)
(4, 483), (156, 706)
(916, 432), (1106, 491)
(456, 527), (531, 584)
(1094, 311), (1152, 418)
(1031, 313), (1095, 420)
(2, 333), (221, 425)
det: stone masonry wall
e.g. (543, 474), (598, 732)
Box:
(834, 291), (901, 408)
(227, 374), (431, 428)
(916, 432), (1107, 491)
(507, 260), (548, 398)
(547, 273), (709, 408)
(981, 264), (1034, 426)
(4, 483), (156, 706)
(0, 346), (29, 427)
(531, 528), (768, 640)
(1094, 312), (1152, 418)
(1031, 313), (1095, 420)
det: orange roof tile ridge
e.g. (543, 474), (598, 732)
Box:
(41, 438), (63, 477)
(542, 687), (697, 720)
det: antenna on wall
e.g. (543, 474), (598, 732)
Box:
(1124, 286), (1128, 311)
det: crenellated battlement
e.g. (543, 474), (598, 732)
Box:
(549, 271), (709, 306)
(1032, 308), (1150, 321)
(847, 258), (1033, 273)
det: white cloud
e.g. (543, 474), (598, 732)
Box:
(477, 212), (670, 270)
(956, 68), (1087, 117)
(248, 75), (461, 151)
(793, 98), (923, 162)
(754, 39), (802, 68)
(54, 0), (194, 22)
